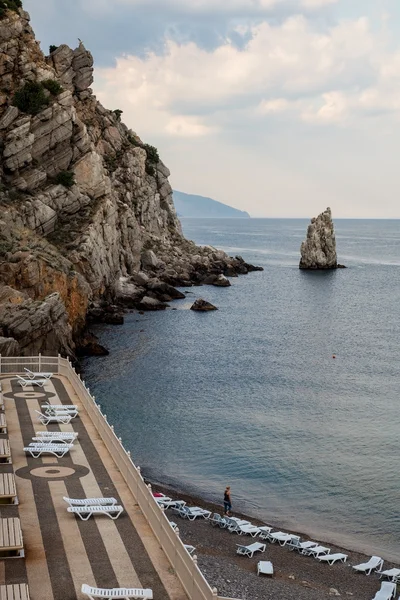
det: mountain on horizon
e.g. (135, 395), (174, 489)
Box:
(173, 190), (250, 218)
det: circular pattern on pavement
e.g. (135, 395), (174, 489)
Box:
(30, 466), (77, 479)
(12, 391), (48, 399)
(16, 463), (89, 481)
(3, 390), (56, 401)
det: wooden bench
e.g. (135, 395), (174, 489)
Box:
(0, 413), (6, 434)
(0, 518), (24, 558)
(0, 473), (17, 504)
(0, 584), (30, 599)
(0, 439), (11, 463)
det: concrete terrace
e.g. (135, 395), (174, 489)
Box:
(0, 372), (189, 600)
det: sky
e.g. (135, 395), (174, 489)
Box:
(24, 0), (400, 218)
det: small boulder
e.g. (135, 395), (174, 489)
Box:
(212, 274), (231, 287)
(190, 298), (218, 311)
(137, 296), (168, 311)
(147, 280), (185, 301)
(141, 250), (159, 270)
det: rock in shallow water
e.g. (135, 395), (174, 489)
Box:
(190, 298), (218, 311)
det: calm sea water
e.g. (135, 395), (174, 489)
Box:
(82, 219), (400, 561)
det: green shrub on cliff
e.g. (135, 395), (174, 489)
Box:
(145, 163), (155, 176)
(12, 81), (49, 115)
(0, 239), (13, 256)
(143, 144), (159, 164)
(112, 109), (123, 122)
(42, 79), (63, 96)
(55, 171), (75, 188)
(0, 0), (22, 19)
(143, 144), (159, 177)
(49, 45), (58, 54)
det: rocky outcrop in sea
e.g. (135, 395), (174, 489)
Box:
(299, 207), (344, 270)
(0, 6), (262, 357)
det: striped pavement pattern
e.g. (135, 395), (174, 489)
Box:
(0, 376), (188, 600)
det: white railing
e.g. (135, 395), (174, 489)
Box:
(0, 355), (238, 600)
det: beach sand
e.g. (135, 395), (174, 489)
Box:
(151, 483), (399, 600)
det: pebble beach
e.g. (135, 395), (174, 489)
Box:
(153, 484), (399, 600)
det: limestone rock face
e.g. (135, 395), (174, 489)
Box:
(0, 289), (74, 356)
(299, 207), (338, 269)
(0, 7), (262, 357)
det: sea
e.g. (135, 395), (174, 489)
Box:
(82, 218), (400, 562)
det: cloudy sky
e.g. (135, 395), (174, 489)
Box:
(25, 0), (400, 217)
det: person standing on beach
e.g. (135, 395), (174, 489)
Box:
(224, 486), (232, 516)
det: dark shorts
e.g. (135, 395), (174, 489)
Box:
(224, 501), (232, 513)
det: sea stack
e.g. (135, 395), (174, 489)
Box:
(299, 207), (342, 269)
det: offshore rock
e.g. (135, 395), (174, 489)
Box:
(190, 298), (218, 311)
(299, 207), (341, 269)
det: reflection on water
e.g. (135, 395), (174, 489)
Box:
(83, 218), (400, 561)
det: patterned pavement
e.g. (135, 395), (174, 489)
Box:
(0, 376), (187, 600)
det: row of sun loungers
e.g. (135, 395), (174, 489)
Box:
(0, 375), (153, 600)
(16, 369), (53, 388)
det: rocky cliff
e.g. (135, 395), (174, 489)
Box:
(0, 6), (261, 357)
(299, 207), (343, 269)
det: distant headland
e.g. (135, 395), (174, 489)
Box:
(173, 190), (250, 218)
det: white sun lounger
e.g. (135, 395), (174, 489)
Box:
(268, 531), (297, 546)
(302, 545), (331, 557)
(63, 496), (117, 507)
(42, 403), (78, 412)
(81, 583), (153, 599)
(225, 518), (250, 532)
(35, 410), (72, 425)
(209, 513), (228, 528)
(379, 568), (400, 583)
(155, 498), (186, 509)
(184, 544), (196, 555)
(317, 553), (348, 565)
(257, 560), (274, 576)
(237, 524), (261, 537)
(353, 556), (384, 575)
(24, 443), (73, 458)
(258, 526), (273, 539)
(34, 431), (78, 444)
(287, 536), (318, 552)
(236, 542), (266, 558)
(171, 506), (211, 520)
(17, 376), (47, 387)
(42, 405), (78, 417)
(24, 368), (53, 379)
(371, 581), (397, 600)
(68, 505), (124, 520)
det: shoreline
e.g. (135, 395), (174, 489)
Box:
(147, 477), (399, 600)
(146, 475), (399, 564)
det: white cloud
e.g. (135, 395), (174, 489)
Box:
(301, 0), (337, 7)
(165, 116), (216, 137)
(110, 0), (339, 12)
(95, 13), (400, 138)
(258, 98), (292, 113)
